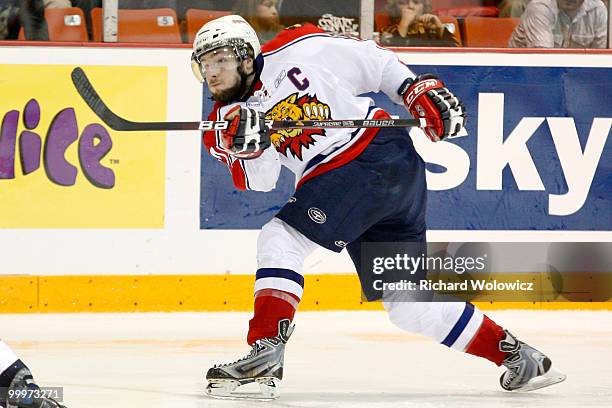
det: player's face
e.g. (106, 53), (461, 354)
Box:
(201, 48), (242, 101)
(557, 0), (584, 16)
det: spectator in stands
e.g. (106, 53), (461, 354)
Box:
(0, 0), (47, 40)
(0, 1), (20, 39)
(234, 0), (282, 43)
(380, 0), (458, 47)
(498, 0), (531, 17)
(508, 0), (607, 48)
(278, 0), (361, 36)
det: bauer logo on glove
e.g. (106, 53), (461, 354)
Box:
(400, 73), (467, 142)
(221, 105), (271, 160)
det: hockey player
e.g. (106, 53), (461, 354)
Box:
(0, 340), (66, 407)
(192, 15), (566, 400)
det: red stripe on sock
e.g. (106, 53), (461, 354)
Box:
(247, 289), (300, 345)
(465, 315), (508, 366)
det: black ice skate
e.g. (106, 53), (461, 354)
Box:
(499, 330), (566, 392)
(5, 366), (66, 408)
(205, 319), (294, 401)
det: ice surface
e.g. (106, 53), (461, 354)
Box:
(2, 310), (611, 407)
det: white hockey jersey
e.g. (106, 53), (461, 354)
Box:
(203, 24), (415, 192)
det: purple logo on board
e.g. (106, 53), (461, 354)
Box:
(0, 99), (115, 188)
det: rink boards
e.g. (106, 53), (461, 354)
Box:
(0, 45), (610, 312)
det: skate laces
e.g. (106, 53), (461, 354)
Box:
(215, 341), (266, 368)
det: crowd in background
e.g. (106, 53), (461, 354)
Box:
(509, 0), (607, 48)
(0, 0), (608, 48)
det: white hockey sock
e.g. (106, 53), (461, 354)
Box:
(383, 301), (484, 351)
(0, 340), (19, 374)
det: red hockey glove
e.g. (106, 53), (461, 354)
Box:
(400, 74), (466, 142)
(221, 105), (271, 160)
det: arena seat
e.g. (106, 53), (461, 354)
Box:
(91, 8), (181, 43)
(185, 9), (232, 43)
(463, 16), (519, 47)
(18, 7), (88, 41)
(440, 16), (462, 46)
(374, 12), (390, 32)
(44, 7), (88, 41)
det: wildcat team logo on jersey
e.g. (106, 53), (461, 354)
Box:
(265, 93), (331, 160)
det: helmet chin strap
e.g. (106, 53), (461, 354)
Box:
(236, 64), (257, 101)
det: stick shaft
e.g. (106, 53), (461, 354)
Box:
(203, 118), (422, 131)
(71, 67), (421, 132)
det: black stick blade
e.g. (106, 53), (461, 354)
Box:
(71, 67), (201, 131)
(71, 67), (127, 130)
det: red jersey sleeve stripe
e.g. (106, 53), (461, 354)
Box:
(202, 101), (248, 191)
(202, 103), (220, 153)
(230, 158), (248, 191)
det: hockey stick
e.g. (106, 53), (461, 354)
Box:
(71, 67), (423, 132)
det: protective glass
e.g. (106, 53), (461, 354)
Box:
(191, 47), (240, 83)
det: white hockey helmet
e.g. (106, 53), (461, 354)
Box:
(191, 15), (261, 83)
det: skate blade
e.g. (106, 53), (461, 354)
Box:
(515, 367), (567, 392)
(205, 378), (280, 401)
